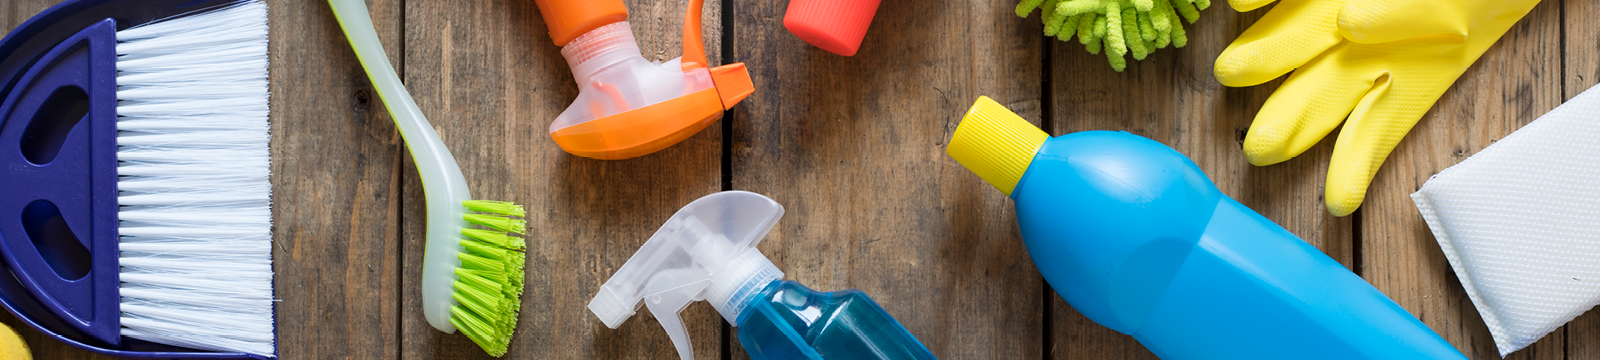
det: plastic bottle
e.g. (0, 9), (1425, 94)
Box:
(588, 191), (937, 360)
(944, 97), (1468, 359)
(533, 0), (755, 160)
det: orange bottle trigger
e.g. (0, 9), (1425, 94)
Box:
(681, 0), (709, 70)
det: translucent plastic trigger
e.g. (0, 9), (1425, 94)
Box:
(587, 191), (784, 359)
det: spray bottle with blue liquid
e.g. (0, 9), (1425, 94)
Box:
(945, 96), (1468, 359)
(588, 191), (937, 360)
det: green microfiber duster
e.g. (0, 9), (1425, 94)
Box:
(1019, 0), (1208, 71)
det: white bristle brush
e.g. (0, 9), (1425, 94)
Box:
(112, 0), (274, 356)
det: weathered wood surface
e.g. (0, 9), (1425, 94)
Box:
(0, 0), (1597, 359)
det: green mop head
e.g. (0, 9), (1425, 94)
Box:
(1019, 0), (1208, 71)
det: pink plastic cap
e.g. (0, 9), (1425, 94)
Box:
(783, 0), (881, 56)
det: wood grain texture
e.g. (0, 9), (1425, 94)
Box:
(1358, 1), (1568, 359)
(727, 0), (1044, 359)
(1564, 0), (1600, 357)
(271, 0), (406, 358)
(1045, 2), (1352, 358)
(397, 0), (724, 358)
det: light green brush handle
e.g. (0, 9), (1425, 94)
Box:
(329, 0), (469, 334)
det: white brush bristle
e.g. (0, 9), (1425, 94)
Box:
(114, 1), (274, 356)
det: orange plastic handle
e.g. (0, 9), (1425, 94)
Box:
(681, 0), (708, 70)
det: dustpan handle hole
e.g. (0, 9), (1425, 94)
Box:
(20, 200), (91, 281)
(18, 85), (90, 166)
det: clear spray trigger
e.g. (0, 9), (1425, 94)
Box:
(588, 191), (785, 359)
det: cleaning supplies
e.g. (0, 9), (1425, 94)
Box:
(946, 96), (1468, 359)
(1214, 0), (1542, 216)
(0, 1), (274, 357)
(783, 0), (881, 56)
(588, 191), (936, 360)
(1017, 0), (1209, 71)
(328, 0), (528, 356)
(1411, 84), (1600, 356)
(535, 0), (755, 160)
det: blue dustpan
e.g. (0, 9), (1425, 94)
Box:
(0, 0), (274, 358)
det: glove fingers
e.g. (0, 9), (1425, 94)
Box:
(1242, 42), (1382, 167)
(1214, 0), (1346, 87)
(1229, 0), (1277, 12)
(1338, 0), (1474, 44)
(1324, 70), (1436, 216)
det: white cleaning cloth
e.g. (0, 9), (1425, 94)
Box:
(1412, 85), (1600, 356)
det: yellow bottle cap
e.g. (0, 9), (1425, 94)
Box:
(947, 96), (1048, 196)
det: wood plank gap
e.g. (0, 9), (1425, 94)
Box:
(720, 0), (734, 357)
(1039, 37), (1054, 360)
(394, 1), (406, 359)
(720, 0), (734, 193)
(1351, 209), (1363, 277)
(1040, 33), (1053, 133)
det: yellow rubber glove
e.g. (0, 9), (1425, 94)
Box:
(1215, 0), (1541, 216)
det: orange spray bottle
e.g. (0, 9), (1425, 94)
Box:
(535, 0), (754, 160)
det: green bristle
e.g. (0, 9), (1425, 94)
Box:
(464, 214), (527, 234)
(463, 200), (526, 217)
(1131, 0), (1154, 11)
(457, 269), (503, 295)
(451, 306), (509, 356)
(453, 287), (500, 321)
(454, 279), (501, 311)
(1017, 0), (1046, 17)
(1194, 0), (1210, 10)
(458, 252), (499, 272)
(462, 240), (512, 262)
(1085, 36), (1103, 54)
(461, 228), (526, 251)
(451, 199), (526, 356)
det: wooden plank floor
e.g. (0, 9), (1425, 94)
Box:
(0, 0), (1596, 359)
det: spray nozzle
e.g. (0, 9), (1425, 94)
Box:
(588, 191), (786, 360)
(540, 0), (755, 160)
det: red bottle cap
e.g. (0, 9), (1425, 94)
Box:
(783, 0), (881, 56)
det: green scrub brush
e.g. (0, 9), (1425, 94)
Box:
(1019, 0), (1208, 71)
(328, 0), (527, 356)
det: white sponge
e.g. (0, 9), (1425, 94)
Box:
(1412, 85), (1600, 356)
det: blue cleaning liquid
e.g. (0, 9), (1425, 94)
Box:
(1012, 131), (1466, 359)
(734, 280), (937, 360)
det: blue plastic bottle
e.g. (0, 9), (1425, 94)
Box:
(945, 97), (1467, 359)
(588, 191), (935, 360)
